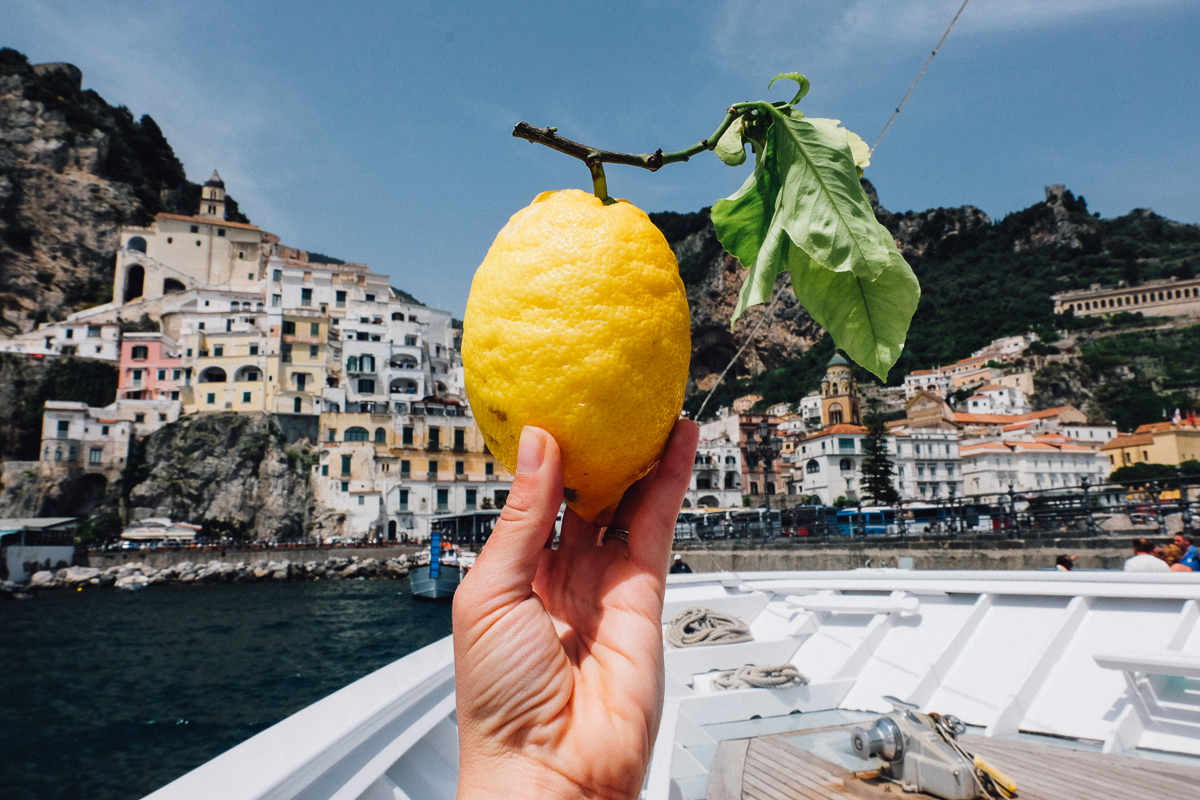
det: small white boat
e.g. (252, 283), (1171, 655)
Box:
(115, 573), (150, 591)
(143, 568), (1200, 799)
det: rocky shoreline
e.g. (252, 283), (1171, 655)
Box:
(2, 555), (417, 597)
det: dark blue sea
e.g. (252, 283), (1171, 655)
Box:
(0, 579), (453, 800)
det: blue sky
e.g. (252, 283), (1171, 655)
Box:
(4, 0), (1198, 317)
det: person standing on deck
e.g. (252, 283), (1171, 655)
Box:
(1124, 538), (1170, 572)
(670, 554), (693, 574)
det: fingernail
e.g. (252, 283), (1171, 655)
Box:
(516, 426), (546, 475)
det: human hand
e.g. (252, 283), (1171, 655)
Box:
(453, 420), (699, 800)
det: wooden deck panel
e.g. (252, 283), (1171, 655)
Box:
(705, 723), (1200, 800)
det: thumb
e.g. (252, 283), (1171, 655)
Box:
(459, 427), (562, 606)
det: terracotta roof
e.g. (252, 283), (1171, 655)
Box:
(1002, 420), (1038, 432)
(156, 213), (262, 231)
(804, 424), (867, 438)
(960, 442), (1011, 454)
(909, 369), (934, 376)
(1133, 422), (1200, 434)
(977, 384), (1006, 392)
(1101, 433), (1154, 450)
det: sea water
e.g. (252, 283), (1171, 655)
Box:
(0, 579), (453, 800)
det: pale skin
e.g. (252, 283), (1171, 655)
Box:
(453, 420), (700, 800)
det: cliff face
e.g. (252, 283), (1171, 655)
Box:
(125, 413), (316, 541)
(0, 49), (246, 332)
(650, 210), (823, 396)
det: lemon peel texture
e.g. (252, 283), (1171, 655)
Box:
(462, 189), (692, 526)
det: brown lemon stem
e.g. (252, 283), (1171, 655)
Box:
(512, 109), (744, 174)
(586, 154), (610, 202)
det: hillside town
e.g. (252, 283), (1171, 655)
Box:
(5, 174), (1200, 543)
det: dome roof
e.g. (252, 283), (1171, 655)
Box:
(827, 352), (850, 367)
(204, 169), (225, 188)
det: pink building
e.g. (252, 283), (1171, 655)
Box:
(119, 333), (184, 401)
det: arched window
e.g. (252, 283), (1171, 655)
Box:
(163, 278), (186, 294)
(235, 367), (261, 382)
(127, 236), (147, 253)
(392, 312), (403, 321)
(130, 345), (148, 361)
(806, 459), (820, 474)
(199, 367), (227, 383)
(231, 301), (240, 311)
(698, 495), (719, 507)
(124, 265), (145, 302)
(840, 458), (854, 471)
(344, 427), (370, 442)
(374, 427), (386, 444)
(829, 402), (843, 425)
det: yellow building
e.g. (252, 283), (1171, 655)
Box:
(1100, 422), (1200, 470)
(267, 311), (331, 415)
(315, 399), (514, 540)
(180, 326), (269, 413)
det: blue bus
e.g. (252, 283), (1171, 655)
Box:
(835, 506), (898, 536)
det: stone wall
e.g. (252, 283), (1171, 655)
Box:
(670, 534), (1145, 573)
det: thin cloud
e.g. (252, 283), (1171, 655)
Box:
(713, 0), (1186, 77)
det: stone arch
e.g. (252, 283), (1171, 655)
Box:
(163, 277), (185, 294)
(344, 426), (369, 442)
(698, 495), (719, 507)
(198, 366), (227, 383)
(234, 366), (261, 382)
(127, 236), (147, 253)
(124, 265), (145, 302)
(435, 381), (448, 395)
(72, 473), (109, 515)
(390, 377), (419, 395)
(829, 402), (843, 425)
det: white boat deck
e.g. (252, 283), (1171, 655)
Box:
(143, 569), (1200, 800)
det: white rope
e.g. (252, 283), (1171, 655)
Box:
(712, 663), (808, 690)
(665, 607), (753, 648)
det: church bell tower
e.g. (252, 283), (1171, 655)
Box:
(198, 169), (226, 220)
(820, 352), (861, 427)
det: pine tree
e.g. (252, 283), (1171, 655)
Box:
(859, 408), (900, 506)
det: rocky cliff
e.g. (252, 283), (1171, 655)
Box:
(124, 413), (315, 541)
(0, 48), (248, 332)
(0, 411), (316, 541)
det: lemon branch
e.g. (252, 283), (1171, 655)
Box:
(513, 111), (743, 200)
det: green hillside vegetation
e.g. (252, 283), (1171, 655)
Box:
(885, 192), (1200, 377)
(660, 188), (1200, 424)
(0, 354), (118, 460)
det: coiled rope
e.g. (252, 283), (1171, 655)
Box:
(713, 664), (808, 691)
(665, 607), (753, 648)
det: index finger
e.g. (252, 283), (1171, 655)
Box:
(617, 419), (699, 575)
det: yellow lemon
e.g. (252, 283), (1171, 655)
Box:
(463, 189), (691, 526)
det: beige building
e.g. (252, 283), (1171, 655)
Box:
(39, 402), (133, 484)
(315, 399), (513, 540)
(1053, 277), (1200, 319)
(1100, 422), (1200, 471)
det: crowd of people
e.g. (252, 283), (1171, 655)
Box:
(1123, 534), (1200, 572)
(1052, 534), (1200, 572)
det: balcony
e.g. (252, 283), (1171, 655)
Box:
(435, 504), (449, 513)
(452, 443), (467, 453)
(400, 470), (411, 480)
(425, 442), (441, 452)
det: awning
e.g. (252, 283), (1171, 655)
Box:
(121, 528), (197, 541)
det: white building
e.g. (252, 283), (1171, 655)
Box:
(685, 439), (742, 509)
(893, 429), (963, 500)
(0, 320), (121, 360)
(787, 425), (881, 504)
(960, 438), (1108, 495)
(961, 384), (1032, 415)
(39, 401), (133, 480)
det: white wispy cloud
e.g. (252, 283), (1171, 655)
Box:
(712, 0), (1186, 77)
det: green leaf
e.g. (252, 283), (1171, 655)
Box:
(714, 117), (747, 166)
(711, 103), (919, 380)
(767, 72), (810, 106)
(787, 237), (920, 380)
